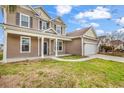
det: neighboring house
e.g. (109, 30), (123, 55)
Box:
(98, 35), (124, 52)
(98, 35), (111, 46)
(110, 40), (124, 50)
(1, 5), (98, 63)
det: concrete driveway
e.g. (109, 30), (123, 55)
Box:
(52, 54), (124, 62)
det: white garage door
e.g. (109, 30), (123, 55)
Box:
(84, 43), (97, 56)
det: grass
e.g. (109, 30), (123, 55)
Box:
(100, 52), (124, 57)
(0, 58), (124, 88)
(60, 55), (86, 59)
(0, 52), (3, 60)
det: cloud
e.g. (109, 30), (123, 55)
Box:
(75, 27), (81, 30)
(115, 17), (124, 26)
(96, 29), (105, 35)
(116, 28), (124, 33)
(55, 5), (72, 16)
(89, 22), (100, 27)
(75, 6), (111, 20)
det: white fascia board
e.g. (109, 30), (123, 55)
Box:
(6, 29), (71, 41)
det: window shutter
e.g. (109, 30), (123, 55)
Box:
(30, 17), (33, 28)
(61, 26), (62, 34)
(54, 25), (56, 30)
(40, 21), (42, 30)
(16, 12), (20, 26)
(47, 22), (49, 29)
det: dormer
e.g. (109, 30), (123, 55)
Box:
(51, 17), (66, 35)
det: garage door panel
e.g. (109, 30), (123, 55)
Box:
(84, 43), (97, 56)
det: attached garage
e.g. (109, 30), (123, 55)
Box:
(67, 26), (98, 56)
(84, 43), (97, 56)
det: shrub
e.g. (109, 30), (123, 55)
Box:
(100, 45), (114, 52)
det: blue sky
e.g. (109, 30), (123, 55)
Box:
(0, 5), (124, 44)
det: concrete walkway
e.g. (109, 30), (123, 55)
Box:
(51, 54), (124, 62)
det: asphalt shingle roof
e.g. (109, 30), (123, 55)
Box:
(67, 27), (91, 37)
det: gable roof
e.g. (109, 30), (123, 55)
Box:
(43, 28), (58, 34)
(34, 6), (51, 19)
(20, 5), (40, 16)
(52, 16), (66, 25)
(67, 26), (92, 37)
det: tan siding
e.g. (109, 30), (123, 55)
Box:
(35, 8), (50, 21)
(7, 33), (38, 58)
(84, 29), (96, 38)
(6, 6), (38, 29)
(65, 38), (81, 55)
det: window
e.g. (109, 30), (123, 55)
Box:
(57, 41), (63, 51)
(42, 21), (47, 30)
(20, 14), (30, 27)
(20, 36), (31, 53)
(56, 25), (61, 34)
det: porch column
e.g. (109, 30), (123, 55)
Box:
(81, 37), (84, 56)
(3, 7), (7, 24)
(49, 39), (51, 55)
(38, 37), (40, 56)
(3, 31), (7, 63)
(41, 36), (44, 58)
(55, 38), (58, 56)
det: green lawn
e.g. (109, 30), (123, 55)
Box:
(0, 52), (3, 60)
(0, 58), (124, 88)
(60, 55), (86, 59)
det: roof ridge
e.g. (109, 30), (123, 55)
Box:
(67, 26), (92, 37)
(68, 26), (91, 34)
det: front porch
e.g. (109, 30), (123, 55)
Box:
(38, 37), (68, 58)
(3, 24), (72, 63)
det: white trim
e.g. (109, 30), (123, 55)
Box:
(5, 28), (71, 41)
(20, 6), (39, 16)
(44, 27), (58, 34)
(57, 40), (63, 52)
(49, 39), (51, 55)
(55, 38), (58, 56)
(3, 31), (7, 63)
(3, 7), (7, 24)
(44, 41), (48, 55)
(38, 37), (40, 56)
(81, 37), (84, 56)
(20, 13), (30, 28)
(41, 36), (44, 58)
(20, 36), (31, 53)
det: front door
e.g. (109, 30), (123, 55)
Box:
(44, 42), (48, 55)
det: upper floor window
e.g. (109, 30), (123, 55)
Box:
(42, 21), (47, 30)
(20, 13), (30, 28)
(56, 25), (62, 34)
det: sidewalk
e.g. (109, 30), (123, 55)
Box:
(51, 54), (124, 62)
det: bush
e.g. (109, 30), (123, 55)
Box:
(100, 45), (114, 52)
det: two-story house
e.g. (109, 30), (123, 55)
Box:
(1, 5), (98, 63)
